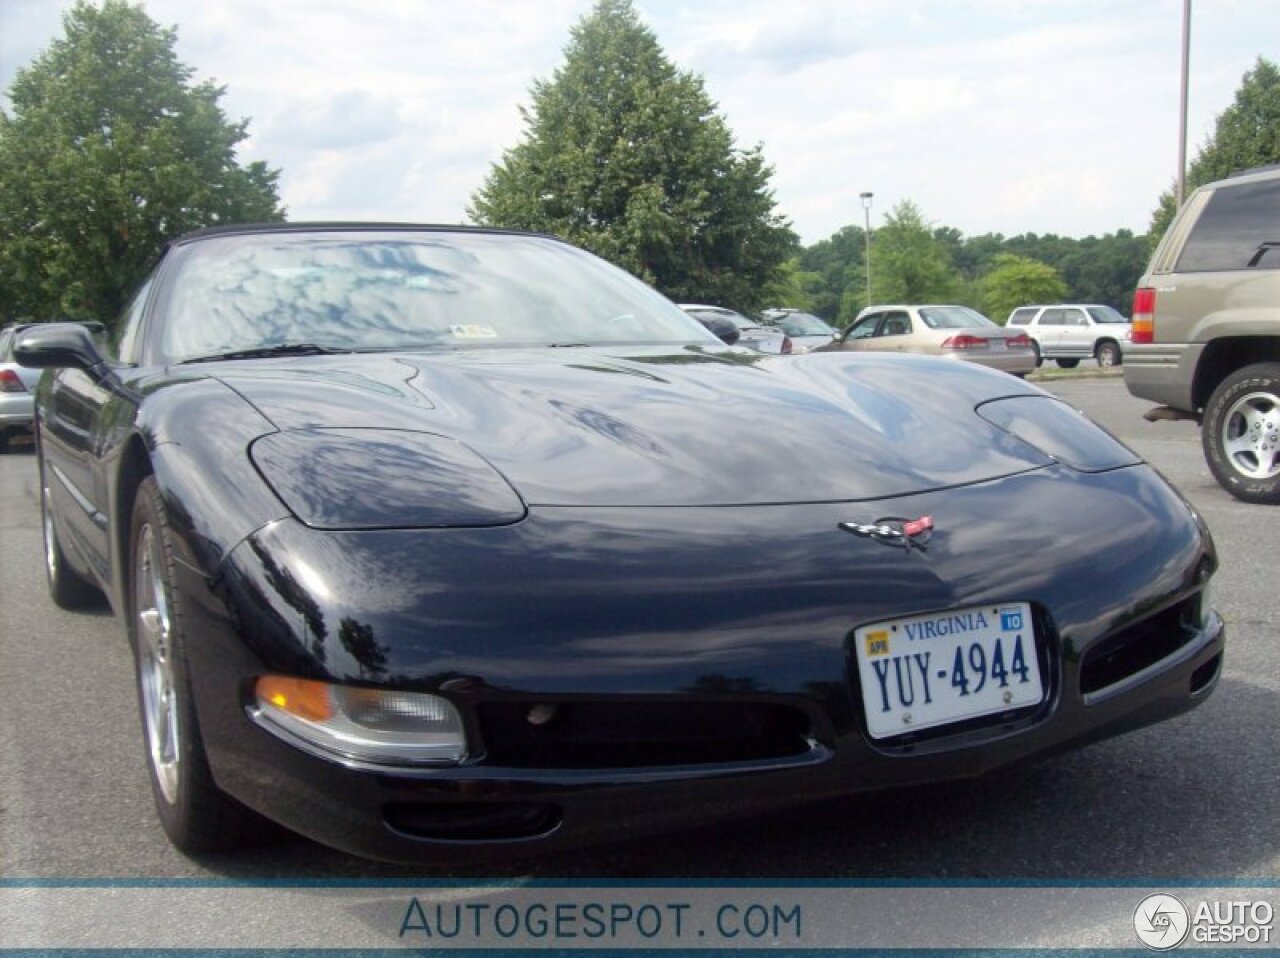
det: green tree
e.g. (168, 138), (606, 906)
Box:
(979, 253), (1067, 323)
(765, 257), (824, 312)
(862, 200), (961, 309)
(0, 0), (283, 326)
(1149, 56), (1280, 242)
(468, 0), (794, 312)
(942, 229), (1007, 283)
(797, 224), (865, 321)
(1057, 230), (1148, 312)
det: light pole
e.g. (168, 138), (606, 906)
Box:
(1176, 0), (1191, 207)
(860, 192), (874, 306)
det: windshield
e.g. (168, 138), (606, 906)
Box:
(1086, 306), (1130, 324)
(779, 313), (833, 336)
(161, 231), (717, 362)
(917, 306), (995, 329)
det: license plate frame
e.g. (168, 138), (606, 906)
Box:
(854, 602), (1044, 740)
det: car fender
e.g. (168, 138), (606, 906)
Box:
(110, 376), (290, 612)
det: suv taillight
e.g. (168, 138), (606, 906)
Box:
(781, 336), (793, 355)
(0, 370), (26, 393)
(941, 334), (986, 350)
(1131, 288), (1156, 344)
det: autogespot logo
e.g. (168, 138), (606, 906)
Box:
(1134, 894), (1191, 950)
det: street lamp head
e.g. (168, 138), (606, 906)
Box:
(860, 191), (874, 208)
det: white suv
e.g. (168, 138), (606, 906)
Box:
(1006, 304), (1131, 368)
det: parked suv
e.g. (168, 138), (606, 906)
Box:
(1124, 164), (1280, 503)
(1006, 304), (1130, 368)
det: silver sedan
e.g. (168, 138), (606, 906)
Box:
(817, 305), (1037, 377)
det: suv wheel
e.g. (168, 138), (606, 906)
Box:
(1202, 363), (1280, 504)
(1056, 358), (1080, 369)
(1095, 341), (1122, 367)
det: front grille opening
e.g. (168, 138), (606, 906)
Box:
(476, 700), (812, 769)
(384, 801), (560, 842)
(1190, 652), (1222, 694)
(1080, 598), (1196, 695)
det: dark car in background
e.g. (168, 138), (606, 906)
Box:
(18, 223), (1222, 863)
(679, 304), (794, 354)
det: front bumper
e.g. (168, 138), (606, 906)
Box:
(183, 464), (1221, 862)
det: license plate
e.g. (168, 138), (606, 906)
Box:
(988, 338), (1007, 351)
(854, 602), (1043, 739)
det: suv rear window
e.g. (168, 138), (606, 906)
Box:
(1008, 308), (1037, 326)
(1176, 179), (1280, 272)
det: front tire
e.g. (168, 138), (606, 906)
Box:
(1202, 363), (1280, 504)
(129, 476), (269, 852)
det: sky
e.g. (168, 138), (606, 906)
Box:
(0, 0), (1272, 246)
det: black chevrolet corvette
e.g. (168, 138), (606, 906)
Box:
(17, 224), (1223, 862)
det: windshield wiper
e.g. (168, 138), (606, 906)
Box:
(180, 343), (349, 364)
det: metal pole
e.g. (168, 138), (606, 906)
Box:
(860, 192), (873, 307)
(1176, 0), (1191, 207)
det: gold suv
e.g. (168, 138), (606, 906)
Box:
(1125, 164), (1280, 503)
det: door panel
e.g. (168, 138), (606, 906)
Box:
(39, 368), (114, 583)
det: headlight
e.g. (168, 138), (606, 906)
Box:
(976, 396), (1141, 472)
(252, 676), (466, 765)
(250, 428), (526, 530)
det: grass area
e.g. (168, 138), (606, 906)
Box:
(1027, 364), (1125, 383)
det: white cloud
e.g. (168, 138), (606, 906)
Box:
(0, 0), (1272, 243)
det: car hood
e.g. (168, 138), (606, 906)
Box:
(211, 345), (1052, 507)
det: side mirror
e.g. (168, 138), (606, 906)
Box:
(15, 322), (109, 374)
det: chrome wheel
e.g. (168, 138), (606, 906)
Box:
(1220, 390), (1280, 481)
(135, 523), (180, 805)
(1096, 342), (1120, 367)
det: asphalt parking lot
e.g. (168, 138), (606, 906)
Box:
(0, 376), (1276, 880)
